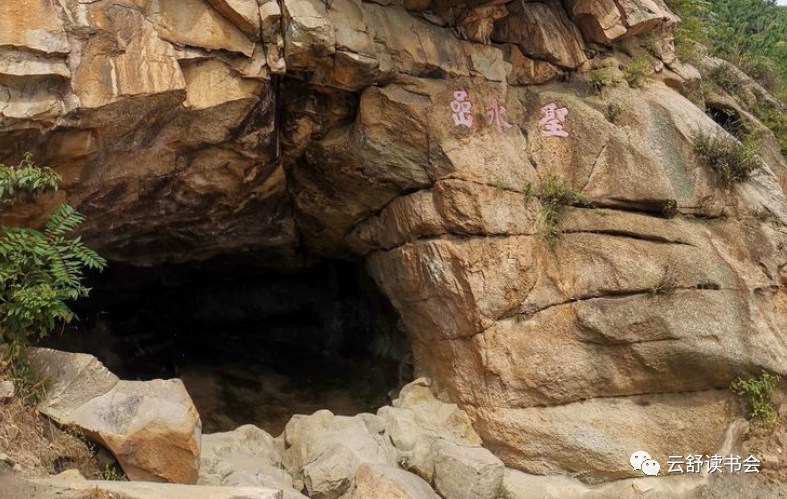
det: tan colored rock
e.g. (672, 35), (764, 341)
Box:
(503, 45), (563, 85)
(616, 0), (678, 37)
(351, 463), (440, 499)
(28, 349), (201, 484)
(465, 44), (511, 82)
(492, 1), (587, 70)
(207, 0), (262, 37)
(454, 6), (509, 45)
(199, 425), (308, 499)
(377, 379), (486, 482)
(0, 0), (69, 54)
(0, 49), (70, 79)
(148, 0), (256, 56)
(34, 478), (283, 499)
(432, 441), (504, 499)
(281, 410), (396, 494)
(282, 0), (336, 71)
(469, 391), (733, 482)
(72, 5), (186, 109)
(565, 0), (628, 44)
(183, 59), (264, 110)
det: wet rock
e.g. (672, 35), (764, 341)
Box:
(28, 349), (201, 484)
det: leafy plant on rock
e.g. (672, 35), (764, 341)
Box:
(693, 129), (762, 187)
(623, 57), (652, 88)
(731, 371), (781, 426)
(0, 154), (106, 398)
(606, 103), (623, 124)
(528, 175), (582, 246)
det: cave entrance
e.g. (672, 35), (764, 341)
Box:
(43, 259), (410, 435)
(706, 104), (746, 140)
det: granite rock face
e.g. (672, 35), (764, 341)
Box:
(28, 348), (202, 484)
(4, 0), (787, 489)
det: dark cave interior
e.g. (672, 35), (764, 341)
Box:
(42, 258), (410, 435)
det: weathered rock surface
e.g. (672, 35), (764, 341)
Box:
(197, 379), (503, 498)
(350, 463), (439, 499)
(35, 477), (282, 499)
(4, 0), (787, 492)
(27, 349), (201, 484)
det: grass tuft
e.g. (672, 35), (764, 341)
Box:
(694, 130), (762, 188)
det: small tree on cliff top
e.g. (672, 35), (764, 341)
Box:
(0, 154), (106, 378)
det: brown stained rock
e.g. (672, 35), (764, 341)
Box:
(492, 0), (587, 70)
(503, 45), (563, 85)
(3, 0), (787, 487)
(282, 0), (336, 72)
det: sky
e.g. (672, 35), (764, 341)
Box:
(778, 0), (787, 5)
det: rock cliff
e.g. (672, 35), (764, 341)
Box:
(2, 0), (787, 487)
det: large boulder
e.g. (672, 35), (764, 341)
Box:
(281, 410), (396, 498)
(341, 79), (787, 481)
(199, 425), (308, 499)
(350, 463), (440, 499)
(28, 349), (202, 484)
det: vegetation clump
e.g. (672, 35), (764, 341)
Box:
(649, 268), (678, 297)
(693, 130), (762, 187)
(0, 154), (106, 400)
(526, 175), (582, 246)
(666, 0), (787, 156)
(589, 68), (614, 94)
(622, 57), (652, 88)
(731, 371), (781, 426)
(606, 103), (622, 124)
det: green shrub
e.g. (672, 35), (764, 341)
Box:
(589, 69), (614, 94)
(664, 0), (714, 63)
(606, 103), (622, 124)
(708, 64), (743, 94)
(693, 130), (762, 187)
(731, 371), (781, 425)
(532, 175), (582, 246)
(623, 57), (652, 88)
(0, 154), (106, 396)
(757, 103), (787, 157)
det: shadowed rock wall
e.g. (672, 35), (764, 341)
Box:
(3, 0), (787, 484)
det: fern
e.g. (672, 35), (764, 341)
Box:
(0, 155), (106, 367)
